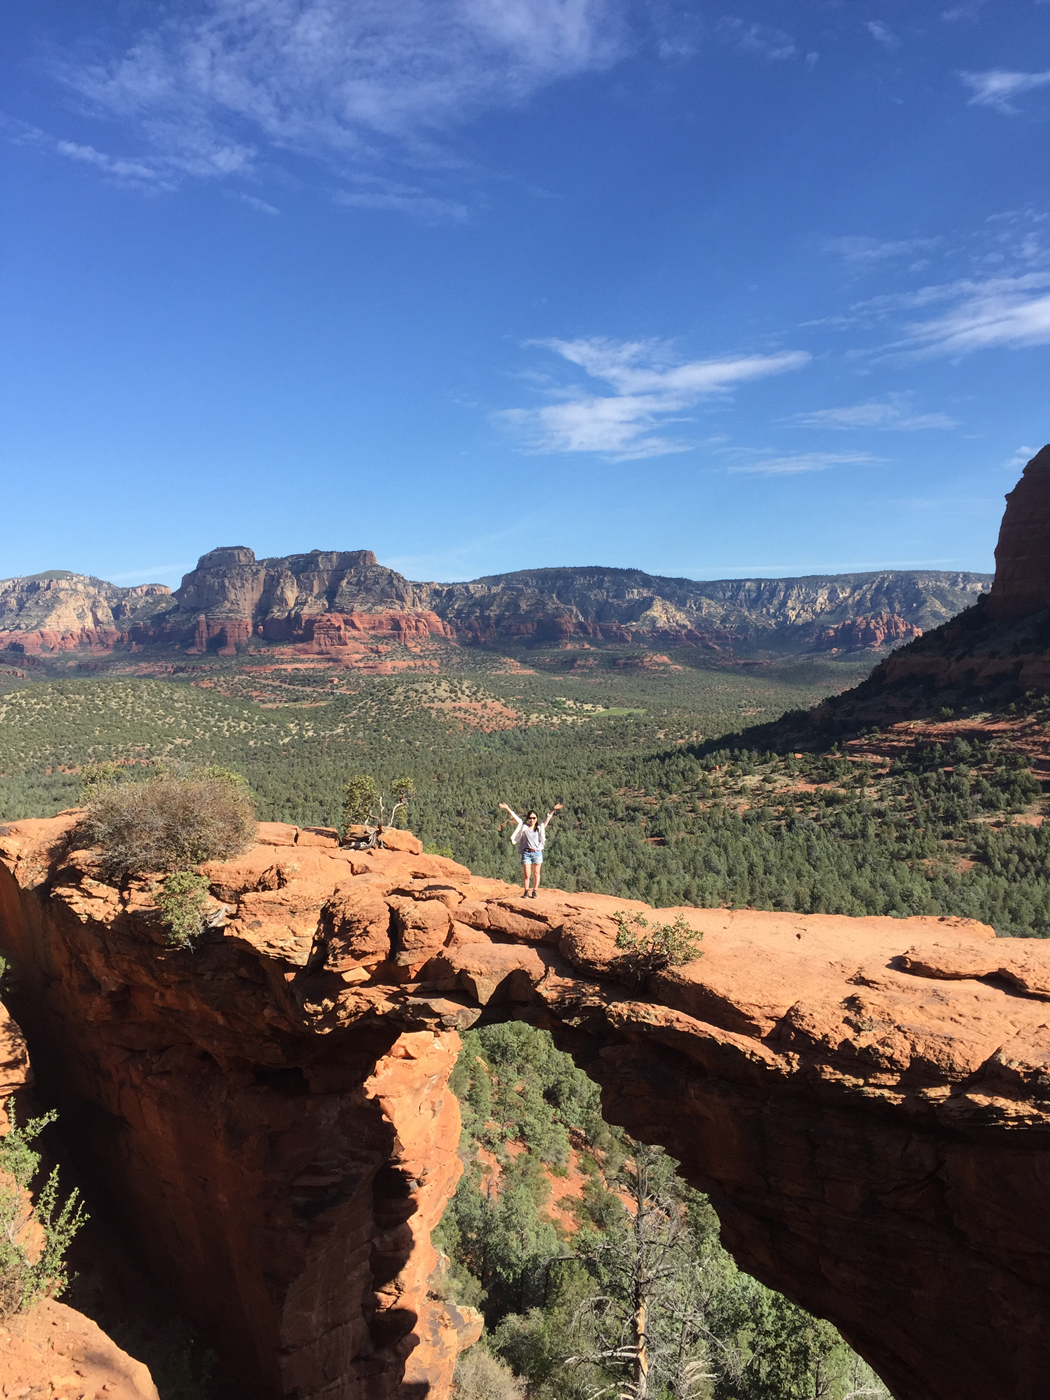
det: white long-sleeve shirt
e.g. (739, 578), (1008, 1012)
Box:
(505, 807), (556, 854)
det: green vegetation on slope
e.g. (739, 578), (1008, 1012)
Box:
(3, 669), (1050, 935)
(438, 1023), (887, 1400)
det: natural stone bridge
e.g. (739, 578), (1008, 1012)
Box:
(1, 816), (1049, 1400)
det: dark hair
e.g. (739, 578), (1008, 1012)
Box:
(527, 811), (538, 820)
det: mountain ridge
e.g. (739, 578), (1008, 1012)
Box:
(0, 548), (991, 661)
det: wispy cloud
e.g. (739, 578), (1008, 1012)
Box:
(894, 273), (1050, 355)
(728, 451), (878, 476)
(334, 174), (469, 222)
(864, 21), (900, 50)
(5, 119), (174, 189)
(236, 192), (279, 214)
(716, 17), (796, 61)
(497, 338), (810, 460)
(824, 235), (942, 265)
(1002, 445), (1037, 473)
(960, 69), (1050, 113)
(942, 1), (988, 20)
(44, 0), (627, 209)
(109, 564), (191, 584)
(791, 393), (958, 430)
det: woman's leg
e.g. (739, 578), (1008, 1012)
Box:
(532, 861), (542, 893)
(522, 860), (530, 894)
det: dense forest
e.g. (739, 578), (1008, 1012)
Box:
(438, 1022), (888, 1400)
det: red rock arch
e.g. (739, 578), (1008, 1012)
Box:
(2, 817), (1049, 1400)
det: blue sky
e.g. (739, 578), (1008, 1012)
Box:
(1, 0), (1048, 588)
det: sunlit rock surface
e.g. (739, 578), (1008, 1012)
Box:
(1, 816), (1048, 1400)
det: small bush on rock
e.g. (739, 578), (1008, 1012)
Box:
(154, 871), (212, 947)
(79, 770), (256, 878)
(341, 774), (415, 837)
(612, 910), (703, 987)
(0, 1108), (86, 1319)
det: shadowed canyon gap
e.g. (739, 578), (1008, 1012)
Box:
(1, 819), (1050, 1400)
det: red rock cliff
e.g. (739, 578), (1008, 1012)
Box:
(2, 818), (1050, 1400)
(986, 444), (1050, 623)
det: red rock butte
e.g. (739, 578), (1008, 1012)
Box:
(986, 443), (1050, 623)
(2, 818), (1050, 1400)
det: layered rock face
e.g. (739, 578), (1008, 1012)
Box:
(1, 552), (988, 659)
(814, 612), (921, 652)
(422, 568), (985, 652)
(164, 548), (453, 656)
(0, 575), (173, 656)
(986, 444), (1050, 623)
(3, 818), (1050, 1400)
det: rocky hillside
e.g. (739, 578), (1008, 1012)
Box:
(0, 571), (173, 653)
(0, 548), (990, 661)
(807, 443), (1050, 727)
(423, 565), (987, 652)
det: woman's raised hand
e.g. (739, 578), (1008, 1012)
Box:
(553, 802), (564, 811)
(498, 802), (511, 812)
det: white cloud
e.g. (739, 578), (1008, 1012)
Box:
(895, 273), (1050, 355)
(109, 564), (192, 583)
(864, 21), (900, 50)
(236, 192), (280, 214)
(728, 452), (878, 476)
(50, 0), (627, 202)
(5, 121), (174, 188)
(1003, 445), (1037, 473)
(792, 393), (958, 430)
(824, 235), (942, 264)
(334, 175), (469, 222)
(498, 338), (810, 460)
(716, 17), (796, 61)
(960, 69), (1050, 113)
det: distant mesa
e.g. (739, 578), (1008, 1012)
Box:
(0, 537), (995, 664)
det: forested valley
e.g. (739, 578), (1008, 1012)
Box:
(2, 661), (1048, 938)
(438, 1022), (887, 1400)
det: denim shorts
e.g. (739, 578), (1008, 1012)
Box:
(521, 851), (543, 865)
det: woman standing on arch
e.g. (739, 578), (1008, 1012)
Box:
(498, 801), (563, 898)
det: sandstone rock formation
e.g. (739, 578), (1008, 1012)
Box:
(814, 612), (921, 652)
(0, 574), (173, 656)
(1, 552), (988, 661)
(804, 444), (1050, 722)
(423, 568), (984, 653)
(2, 818), (1050, 1400)
(986, 443), (1050, 623)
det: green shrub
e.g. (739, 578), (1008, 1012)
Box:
(78, 770), (255, 877)
(0, 1108), (86, 1319)
(341, 774), (416, 836)
(78, 761), (123, 802)
(154, 871), (212, 947)
(612, 910), (703, 987)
